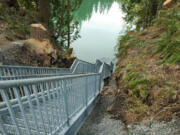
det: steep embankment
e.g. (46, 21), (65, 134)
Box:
(108, 1), (180, 124)
(0, 1), (74, 67)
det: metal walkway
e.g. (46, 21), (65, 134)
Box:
(0, 59), (113, 135)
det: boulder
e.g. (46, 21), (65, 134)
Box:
(23, 38), (54, 54)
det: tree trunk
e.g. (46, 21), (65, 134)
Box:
(67, 0), (71, 48)
(59, 0), (65, 37)
(39, 0), (50, 25)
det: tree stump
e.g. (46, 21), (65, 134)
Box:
(30, 24), (49, 41)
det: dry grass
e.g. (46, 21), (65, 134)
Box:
(110, 3), (180, 123)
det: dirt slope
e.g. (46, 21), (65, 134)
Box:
(0, 2), (75, 68)
(108, 1), (180, 124)
(0, 39), (74, 67)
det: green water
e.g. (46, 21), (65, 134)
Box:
(74, 0), (114, 23)
(73, 1), (126, 63)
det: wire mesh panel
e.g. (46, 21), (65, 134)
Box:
(0, 74), (101, 135)
(0, 66), (70, 80)
(0, 58), (114, 80)
(0, 57), (113, 135)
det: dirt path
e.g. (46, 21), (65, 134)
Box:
(77, 84), (128, 135)
(77, 83), (180, 135)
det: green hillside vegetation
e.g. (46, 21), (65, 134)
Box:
(109, 0), (180, 123)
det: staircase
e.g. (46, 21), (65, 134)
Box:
(0, 59), (113, 135)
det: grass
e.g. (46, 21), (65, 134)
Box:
(111, 1), (180, 123)
(116, 2), (180, 64)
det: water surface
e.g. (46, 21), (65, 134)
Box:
(73, 2), (125, 63)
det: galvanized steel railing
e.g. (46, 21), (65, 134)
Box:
(0, 73), (101, 135)
(0, 58), (113, 135)
(0, 65), (70, 80)
(0, 59), (107, 80)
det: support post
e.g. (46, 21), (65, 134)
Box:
(63, 80), (70, 126)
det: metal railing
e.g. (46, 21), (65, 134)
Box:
(0, 59), (107, 80)
(0, 58), (113, 135)
(0, 65), (70, 80)
(0, 73), (101, 135)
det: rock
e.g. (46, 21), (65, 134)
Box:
(30, 24), (49, 41)
(23, 39), (54, 54)
(11, 42), (23, 47)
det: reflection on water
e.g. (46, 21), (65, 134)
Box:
(73, 2), (126, 63)
(74, 0), (114, 23)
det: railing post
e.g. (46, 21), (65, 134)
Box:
(85, 76), (88, 107)
(63, 80), (70, 126)
(0, 90), (21, 135)
(99, 74), (102, 92)
(94, 75), (97, 96)
(0, 116), (7, 135)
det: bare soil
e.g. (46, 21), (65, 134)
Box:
(0, 38), (74, 67)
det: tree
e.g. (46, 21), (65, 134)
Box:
(11, 0), (82, 49)
(67, 0), (71, 48)
(117, 0), (165, 30)
(51, 0), (82, 49)
(39, 0), (50, 25)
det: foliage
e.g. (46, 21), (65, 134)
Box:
(1, 0), (83, 49)
(116, 1), (180, 64)
(115, 33), (132, 58)
(117, 0), (165, 30)
(154, 6), (180, 64)
(50, 0), (82, 49)
(17, 0), (38, 10)
(113, 0), (180, 123)
(6, 15), (30, 37)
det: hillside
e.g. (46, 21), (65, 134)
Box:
(0, 1), (75, 68)
(108, 0), (180, 124)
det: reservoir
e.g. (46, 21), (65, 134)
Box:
(73, 2), (125, 63)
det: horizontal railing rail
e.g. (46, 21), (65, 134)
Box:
(0, 73), (74, 80)
(0, 58), (111, 80)
(0, 57), (113, 135)
(0, 73), (101, 135)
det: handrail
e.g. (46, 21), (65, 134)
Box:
(0, 58), (113, 135)
(0, 58), (112, 80)
(0, 73), (99, 89)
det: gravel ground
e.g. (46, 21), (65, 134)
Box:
(77, 84), (180, 135)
